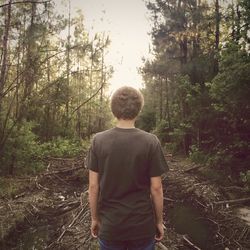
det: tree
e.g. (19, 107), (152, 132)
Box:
(141, 0), (250, 179)
(0, 1), (113, 174)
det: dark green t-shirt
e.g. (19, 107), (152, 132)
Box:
(86, 127), (168, 241)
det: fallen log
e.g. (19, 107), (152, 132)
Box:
(214, 197), (250, 205)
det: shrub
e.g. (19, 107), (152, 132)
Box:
(0, 121), (44, 175)
(189, 145), (209, 164)
(40, 137), (88, 158)
(0, 121), (89, 175)
(240, 170), (250, 189)
(152, 120), (169, 143)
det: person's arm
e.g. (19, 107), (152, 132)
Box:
(89, 170), (100, 238)
(150, 176), (164, 241)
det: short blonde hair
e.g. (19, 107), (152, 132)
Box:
(111, 86), (144, 120)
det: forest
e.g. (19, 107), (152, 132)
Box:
(0, 0), (113, 176)
(0, 0), (249, 249)
(0, 0), (249, 184)
(138, 0), (250, 186)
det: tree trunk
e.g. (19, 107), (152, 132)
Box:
(98, 46), (105, 131)
(214, 0), (220, 74)
(165, 77), (171, 129)
(159, 76), (163, 121)
(65, 0), (71, 131)
(0, 0), (12, 111)
(0, 0), (12, 157)
(236, 4), (241, 42)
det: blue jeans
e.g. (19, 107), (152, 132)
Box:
(98, 237), (155, 250)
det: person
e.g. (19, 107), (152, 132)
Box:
(86, 86), (168, 250)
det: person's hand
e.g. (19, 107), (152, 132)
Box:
(155, 223), (164, 241)
(91, 219), (100, 238)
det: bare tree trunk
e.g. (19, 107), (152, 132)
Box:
(18, 1), (37, 123)
(98, 46), (105, 131)
(0, 0), (12, 158)
(0, 0), (12, 111)
(235, 4), (241, 42)
(45, 3), (51, 140)
(165, 76), (171, 129)
(214, 0), (220, 74)
(87, 43), (94, 138)
(65, 0), (71, 132)
(159, 76), (163, 121)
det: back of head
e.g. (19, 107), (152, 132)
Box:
(111, 86), (144, 120)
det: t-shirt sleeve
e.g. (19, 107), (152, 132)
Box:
(86, 136), (99, 172)
(149, 137), (169, 177)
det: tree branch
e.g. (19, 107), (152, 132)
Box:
(0, 0), (51, 8)
(70, 81), (105, 116)
(214, 197), (250, 205)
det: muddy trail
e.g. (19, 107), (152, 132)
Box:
(0, 156), (249, 250)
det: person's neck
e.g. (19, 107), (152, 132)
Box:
(116, 119), (136, 129)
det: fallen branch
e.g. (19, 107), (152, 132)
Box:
(7, 203), (13, 212)
(214, 197), (250, 205)
(221, 186), (248, 192)
(51, 202), (89, 247)
(14, 192), (26, 199)
(0, 0), (51, 8)
(157, 242), (169, 249)
(52, 173), (68, 185)
(42, 166), (83, 176)
(56, 206), (85, 243)
(183, 235), (201, 250)
(55, 203), (80, 216)
(163, 197), (175, 202)
(195, 199), (207, 209)
(47, 157), (75, 161)
(80, 191), (89, 207)
(184, 165), (201, 173)
(46, 163), (51, 172)
(36, 182), (50, 191)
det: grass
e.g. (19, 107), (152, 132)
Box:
(0, 177), (32, 199)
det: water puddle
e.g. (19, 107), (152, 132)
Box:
(168, 202), (217, 249)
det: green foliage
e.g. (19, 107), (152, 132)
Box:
(142, 1), (250, 183)
(136, 109), (156, 132)
(198, 167), (226, 184)
(0, 120), (88, 175)
(207, 43), (250, 177)
(0, 177), (33, 198)
(240, 171), (250, 189)
(0, 178), (19, 198)
(189, 145), (208, 164)
(168, 128), (185, 153)
(0, 121), (44, 175)
(0, 3), (112, 176)
(152, 120), (169, 143)
(40, 137), (88, 158)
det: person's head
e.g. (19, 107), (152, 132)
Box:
(111, 86), (144, 120)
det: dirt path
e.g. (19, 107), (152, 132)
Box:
(0, 156), (249, 250)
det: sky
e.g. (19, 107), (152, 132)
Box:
(57, 0), (152, 92)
